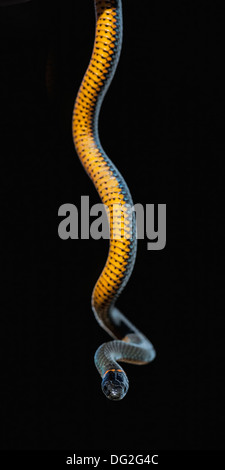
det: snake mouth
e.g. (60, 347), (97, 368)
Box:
(101, 370), (129, 401)
(102, 383), (125, 401)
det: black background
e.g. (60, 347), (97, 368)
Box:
(0, 0), (224, 451)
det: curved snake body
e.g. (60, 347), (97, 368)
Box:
(72, 0), (155, 400)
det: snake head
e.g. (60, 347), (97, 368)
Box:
(101, 370), (129, 401)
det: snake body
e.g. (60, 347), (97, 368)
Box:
(72, 0), (155, 400)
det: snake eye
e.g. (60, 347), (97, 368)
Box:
(101, 370), (129, 401)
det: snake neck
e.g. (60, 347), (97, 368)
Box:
(72, 0), (137, 339)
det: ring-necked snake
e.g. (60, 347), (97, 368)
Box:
(72, 0), (155, 400)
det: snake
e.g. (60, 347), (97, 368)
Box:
(72, 0), (156, 400)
